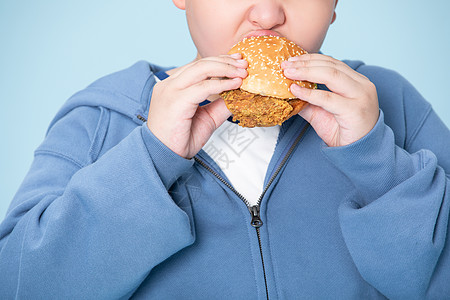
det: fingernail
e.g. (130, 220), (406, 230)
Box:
(281, 61), (293, 68)
(290, 83), (301, 92)
(230, 53), (241, 58)
(283, 68), (295, 75)
(288, 56), (301, 61)
(238, 68), (248, 76)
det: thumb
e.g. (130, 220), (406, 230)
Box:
(297, 104), (317, 124)
(298, 103), (335, 127)
(298, 103), (340, 147)
(201, 98), (232, 129)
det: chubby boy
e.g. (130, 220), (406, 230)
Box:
(1, 0), (449, 299)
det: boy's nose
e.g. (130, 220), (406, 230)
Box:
(248, 0), (286, 30)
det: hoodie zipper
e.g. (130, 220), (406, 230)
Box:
(194, 123), (309, 300)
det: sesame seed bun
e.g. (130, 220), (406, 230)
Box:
(220, 36), (317, 127)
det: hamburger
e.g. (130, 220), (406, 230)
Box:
(220, 36), (317, 127)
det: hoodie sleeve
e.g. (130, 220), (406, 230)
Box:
(0, 106), (195, 299)
(321, 103), (450, 298)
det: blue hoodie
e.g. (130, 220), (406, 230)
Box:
(0, 60), (449, 299)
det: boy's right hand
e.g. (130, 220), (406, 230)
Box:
(147, 54), (248, 159)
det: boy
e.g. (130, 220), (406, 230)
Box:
(1, 0), (449, 299)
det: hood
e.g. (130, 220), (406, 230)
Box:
(46, 61), (171, 133)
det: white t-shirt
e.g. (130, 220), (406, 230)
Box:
(203, 122), (280, 206)
(154, 73), (279, 206)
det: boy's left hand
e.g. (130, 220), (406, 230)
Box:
(281, 54), (379, 147)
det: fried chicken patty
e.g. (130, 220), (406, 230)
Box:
(221, 89), (306, 127)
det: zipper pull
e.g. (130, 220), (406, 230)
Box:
(249, 205), (263, 228)
(136, 114), (147, 123)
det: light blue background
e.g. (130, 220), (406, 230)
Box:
(1, 0), (449, 221)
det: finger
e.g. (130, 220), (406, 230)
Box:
(281, 56), (366, 83)
(287, 53), (340, 65)
(284, 54), (368, 82)
(283, 66), (360, 98)
(288, 53), (335, 63)
(203, 54), (248, 68)
(184, 77), (243, 104)
(171, 54), (248, 79)
(290, 83), (347, 115)
(174, 59), (247, 89)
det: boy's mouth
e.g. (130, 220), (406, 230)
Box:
(244, 30), (281, 39)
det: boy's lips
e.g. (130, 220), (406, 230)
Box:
(244, 30), (281, 39)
